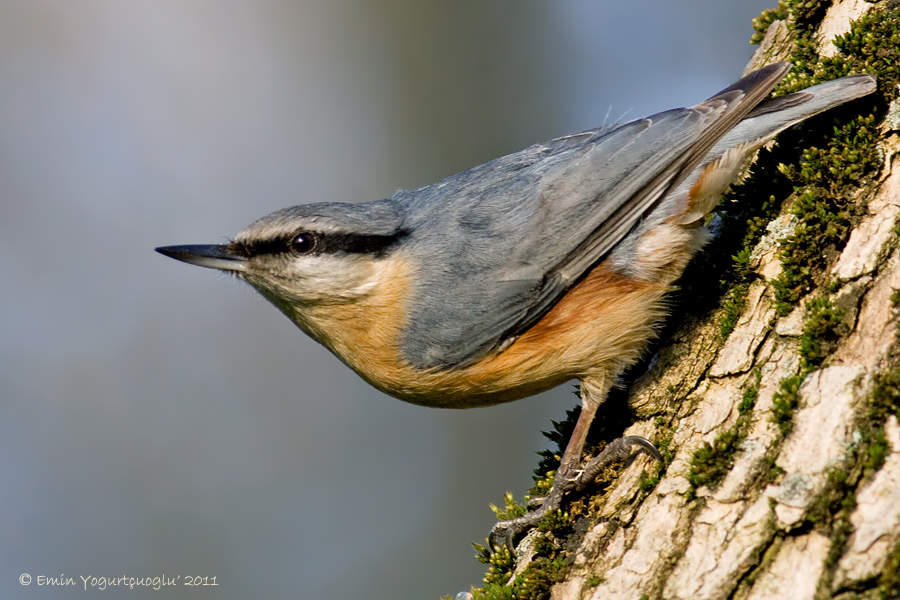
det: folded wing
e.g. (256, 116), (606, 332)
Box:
(399, 63), (792, 370)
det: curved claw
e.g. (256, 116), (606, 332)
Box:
(621, 435), (663, 462)
(487, 522), (514, 554)
(488, 518), (522, 554)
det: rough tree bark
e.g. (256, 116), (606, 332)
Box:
(461, 2), (900, 599)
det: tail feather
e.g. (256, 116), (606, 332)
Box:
(716, 74), (876, 156)
(669, 72), (876, 226)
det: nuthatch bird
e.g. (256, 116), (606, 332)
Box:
(157, 63), (875, 545)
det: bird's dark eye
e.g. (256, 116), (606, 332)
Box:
(291, 232), (320, 255)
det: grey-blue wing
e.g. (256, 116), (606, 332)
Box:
(398, 63), (791, 370)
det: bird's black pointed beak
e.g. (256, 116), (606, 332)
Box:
(155, 244), (247, 273)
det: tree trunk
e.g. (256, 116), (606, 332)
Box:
(465, 2), (900, 599)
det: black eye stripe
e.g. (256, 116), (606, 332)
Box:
(229, 237), (288, 258)
(231, 230), (408, 258)
(324, 232), (407, 255)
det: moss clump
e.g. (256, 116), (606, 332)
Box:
(475, 539), (515, 588)
(807, 467), (857, 589)
(502, 556), (567, 600)
(719, 282), (750, 339)
(805, 467), (855, 526)
(787, 0), (833, 32)
(488, 491), (527, 523)
(688, 374), (760, 492)
(799, 297), (846, 368)
(751, 2), (790, 45)
(795, 115), (880, 190)
(654, 425), (676, 465)
(770, 188), (848, 313)
(473, 522), (572, 600)
(871, 369), (900, 419)
(864, 369), (900, 474)
(865, 425), (890, 473)
(638, 470), (661, 495)
(771, 4), (900, 97)
(891, 288), (900, 310)
(718, 244), (756, 339)
(771, 114), (880, 314)
(821, 8), (900, 101)
(772, 375), (805, 435)
(768, 296), (846, 432)
(688, 428), (744, 492)
(750, 0), (834, 45)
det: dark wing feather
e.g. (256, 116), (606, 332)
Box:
(398, 63), (790, 370)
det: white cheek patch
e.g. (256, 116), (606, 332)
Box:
(277, 254), (381, 302)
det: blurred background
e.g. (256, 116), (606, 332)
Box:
(1, 1), (774, 598)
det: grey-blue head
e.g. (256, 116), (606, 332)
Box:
(157, 199), (407, 305)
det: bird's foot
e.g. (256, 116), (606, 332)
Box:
(488, 435), (662, 553)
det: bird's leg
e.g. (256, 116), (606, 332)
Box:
(488, 375), (661, 551)
(557, 376), (607, 481)
(488, 377), (605, 549)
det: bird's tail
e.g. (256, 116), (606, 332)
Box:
(720, 74), (876, 153)
(670, 72), (876, 226)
